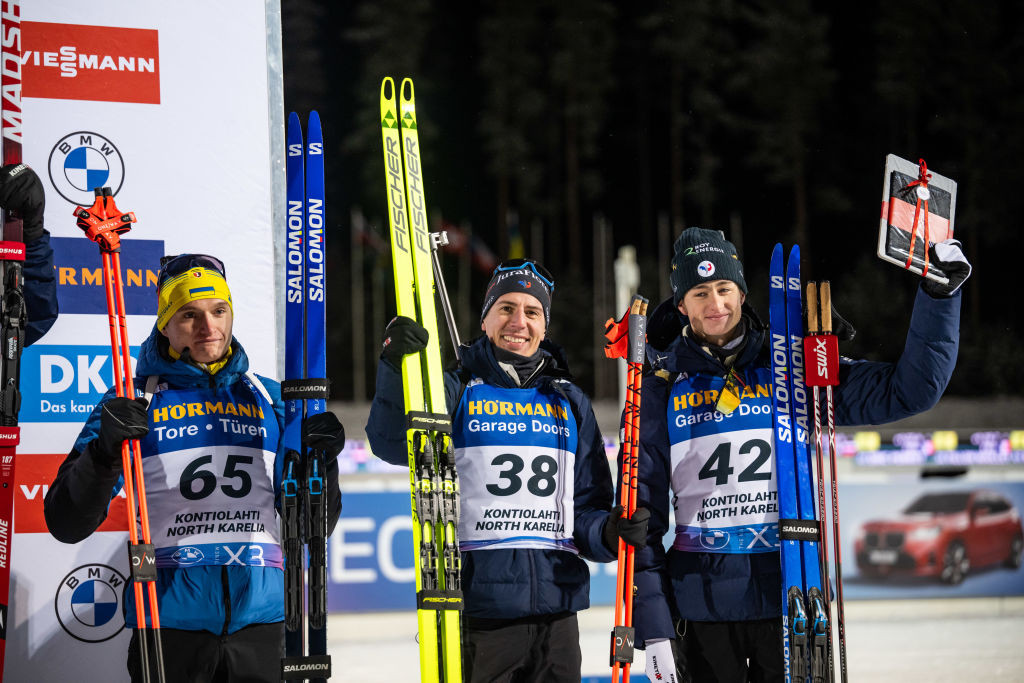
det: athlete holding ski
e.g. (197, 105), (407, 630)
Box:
(44, 254), (345, 683)
(367, 258), (643, 682)
(0, 163), (58, 344)
(631, 227), (968, 682)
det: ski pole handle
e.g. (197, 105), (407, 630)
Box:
(806, 282), (819, 334)
(73, 187), (137, 253)
(820, 281), (832, 335)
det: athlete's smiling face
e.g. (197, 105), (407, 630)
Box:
(160, 298), (233, 363)
(678, 280), (745, 347)
(481, 292), (545, 357)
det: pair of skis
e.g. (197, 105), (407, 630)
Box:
(379, 76), (463, 683)
(75, 189), (166, 683)
(280, 111), (331, 682)
(768, 245), (829, 683)
(0, 3), (24, 672)
(603, 295), (649, 683)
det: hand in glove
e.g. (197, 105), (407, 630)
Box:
(603, 505), (651, 552)
(381, 315), (429, 366)
(302, 411), (346, 460)
(645, 639), (678, 683)
(921, 239), (971, 297)
(94, 397), (150, 469)
(0, 163), (46, 243)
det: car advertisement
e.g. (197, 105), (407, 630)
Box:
(841, 480), (1024, 599)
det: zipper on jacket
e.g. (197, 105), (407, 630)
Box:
(220, 565), (232, 635)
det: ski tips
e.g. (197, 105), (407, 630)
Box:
(400, 77), (415, 103)
(381, 76), (395, 99)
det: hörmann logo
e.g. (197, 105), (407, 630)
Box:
(22, 21), (160, 104)
(52, 236), (162, 315)
(48, 131), (125, 206)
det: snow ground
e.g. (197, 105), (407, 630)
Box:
(326, 597), (1024, 682)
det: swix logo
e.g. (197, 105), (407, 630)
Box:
(22, 21), (160, 104)
(1, 0), (23, 149)
(813, 337), (829, 380)
(48, 131), (125, 206)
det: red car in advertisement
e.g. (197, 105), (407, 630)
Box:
(854, 489), (1024, 584)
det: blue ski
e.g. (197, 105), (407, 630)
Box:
(769, 244), (809, 682)
(281, 111), (331, 682)
(785, 247), (829, 683)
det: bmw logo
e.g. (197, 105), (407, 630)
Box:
(697, 260), (716, 278)
(48, 131), (126, 206)
(172, 546), (205, 566)
(699, 529), (730, 550)
(54, 564), (126, 643)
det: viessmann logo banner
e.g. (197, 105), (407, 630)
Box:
(51, 236), (163, 315)
(21, 21), (160, 104)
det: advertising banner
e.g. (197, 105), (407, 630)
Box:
(7, 2), (282, 680)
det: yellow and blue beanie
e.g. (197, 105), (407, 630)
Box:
(156, 266), (233, 330)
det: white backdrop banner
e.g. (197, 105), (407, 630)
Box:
(6, 2), (283, 680)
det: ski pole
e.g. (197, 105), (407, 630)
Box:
(804, 281), (846, 683)
(75, 188), (166, 683)
(429, 232), (462, 361)
(604, 294), (648, 683)
(819, 282), (848, 683)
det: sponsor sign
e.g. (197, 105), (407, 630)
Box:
(22, 21), (160, 104)
(19, 345), (139, 422)
(47, 131), (126, 206)
(51, 236), (162, 315)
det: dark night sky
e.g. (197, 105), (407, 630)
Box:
(282, 1), (1024, 401)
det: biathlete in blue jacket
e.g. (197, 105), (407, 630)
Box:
(632, 228), (969, 683)
(44, 254), (345, 683)
(367, 259), (646, 682)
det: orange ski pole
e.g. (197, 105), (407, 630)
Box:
(75, 188), (166, 683)
(604, 294), (648, 683)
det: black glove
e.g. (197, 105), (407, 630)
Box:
(921, 239), (972, 298)
(94, 397), (150, 468)
(302, 411), (346, 460)
(602, 505), (651, 552)
(381, 315), (428, 365)
(0, 163), (46, 243)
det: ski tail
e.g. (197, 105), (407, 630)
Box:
(769, 243), (807, 683)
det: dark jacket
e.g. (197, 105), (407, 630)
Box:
(23, 231), (58, 345)
(632, 286), (961, 644)
(44, 327), (341, 634)
(366, 335), (616, 620)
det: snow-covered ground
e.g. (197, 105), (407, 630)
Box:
(326, 597), (1024, 682)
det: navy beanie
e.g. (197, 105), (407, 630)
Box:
(670, 227), (747, 305)
(481, 264), (553, 325)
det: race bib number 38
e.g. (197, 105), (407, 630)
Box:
(454, 383), (579, 553)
